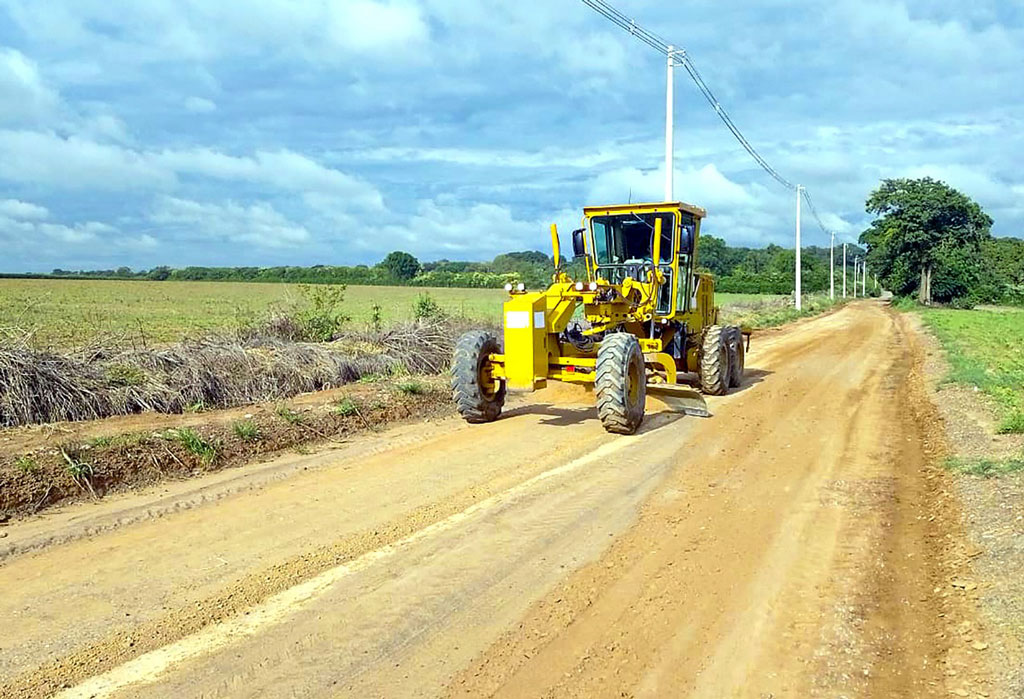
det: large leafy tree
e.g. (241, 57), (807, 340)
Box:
(860, 177), (992, 303)
(379, 250), (421, 281)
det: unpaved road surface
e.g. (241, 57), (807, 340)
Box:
(0, 301), (983, 698)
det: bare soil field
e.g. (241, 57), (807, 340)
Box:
(0, 301), (996, 698)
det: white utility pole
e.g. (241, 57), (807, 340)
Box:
(853, 258), (859, 298)
(795, 185), (802, 310)
(842, 243), (847, 298)
(829, 230), (835, 300)
(664, 46), (675, 202)
(863, 261), (868, 297)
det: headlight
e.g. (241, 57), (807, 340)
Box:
(503, 283), (513, 292)
(516, 282), (526, 292)
(574, 282), (584, 291)
(588, 281), (598, 291)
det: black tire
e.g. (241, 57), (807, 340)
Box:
(451, 331), (505, 423)
(595, 333), (646, 435)
(699, 325), (730, 396)
(727, 326), (745, 388)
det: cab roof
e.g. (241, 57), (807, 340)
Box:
(582, 201), (706, 219)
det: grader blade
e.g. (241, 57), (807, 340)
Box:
(646, 384), (711, 418)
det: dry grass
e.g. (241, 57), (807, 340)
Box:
(0, 317), (482, 428)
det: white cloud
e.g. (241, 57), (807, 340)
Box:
(150, 196), (311, 248)
(0, 130), (174, 190)
(588, 164), (755, 210)
(0, 198), (49, 220)
(0, 48), (59, 126)
(184, 96), (217, 113)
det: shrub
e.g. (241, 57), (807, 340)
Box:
(295, 284), (350, 341)
(413, 292), (446, 321)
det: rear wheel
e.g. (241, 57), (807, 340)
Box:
(595, 333), (646, 435)
(699, 325), (730, 396)
(452, 331), (505, 423)
(727, 326), (745, 388)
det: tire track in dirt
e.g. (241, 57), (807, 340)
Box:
(447, 302), (978, 699)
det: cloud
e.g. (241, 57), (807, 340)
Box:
(149, 196), (311, 248)
(184, 96), (216, 113)
(0, 48), (59, 126)
(0, 198), (49, 220)
(1, 0), (1023, 272)
(0, 130), (174, 190)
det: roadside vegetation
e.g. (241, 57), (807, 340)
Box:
(915, 305), (1024, 435)
(0, 285), (477, 428)
(0, 380), (450, 519)
(720, 292), (848, 329)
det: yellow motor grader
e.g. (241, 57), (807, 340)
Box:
(452, 201), (749, 434)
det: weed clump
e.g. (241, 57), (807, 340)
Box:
(276, 405), (304, 425)
(232, 420), (260, 442)
(395, 379), (427, 395)
(168, 428), (218, 465)
(14, 455), (38, 473)
(333, 398), (359, 416)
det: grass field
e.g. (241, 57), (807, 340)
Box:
(0, 278), (819, 347)
(0, 279), (507, 346)
(917, 305), (1024, 434)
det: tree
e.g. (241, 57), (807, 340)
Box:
(379, 251), (420, 281)
(860, 177), (992, 304)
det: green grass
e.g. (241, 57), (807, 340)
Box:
(332, 398), (359, 416)
(945, 455), (1024, 478)
(916, 306), (1024, 434)
(394, 379), (428, 395)
(232, 420), (260, 442)
(0, 279), (506, 347)
(14, 455), (38, 473)
(275, 405), (305, 425)
(0, 279), (815, 349)
(167, 427), (218, 465)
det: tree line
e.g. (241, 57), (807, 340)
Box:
(35, 241), (865, 295)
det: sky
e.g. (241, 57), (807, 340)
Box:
(0, 0), (1022, 272)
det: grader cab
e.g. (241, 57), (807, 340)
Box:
(451, 201), (749, 434)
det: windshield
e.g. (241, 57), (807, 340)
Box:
(591, 213), (674, 265)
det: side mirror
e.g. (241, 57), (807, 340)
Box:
(571, 228), (586, 258)
(680, 226), (695, 254)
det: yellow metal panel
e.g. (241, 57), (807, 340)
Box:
(503, 293), (548, 390)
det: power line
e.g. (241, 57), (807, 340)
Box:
(581, 0), (795, 191)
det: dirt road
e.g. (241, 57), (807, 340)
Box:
(0, 301), (981, 698)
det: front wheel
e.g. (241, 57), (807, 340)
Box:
(595, 333), (646, 435)
(699, 325), (730, 396)
(727, 326), (745, 388)
(452, 331), (505, 423)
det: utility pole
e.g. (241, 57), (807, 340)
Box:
(863, 261), (867, 297)
(843, 243), (847, 298)
(829, 230), (835, 300)
(853, 258), (859, 298)
(664, 46), (675, 202)
(795, 185), (802, 311)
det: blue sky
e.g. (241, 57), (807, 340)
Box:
(0, 0), (1022, 272)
